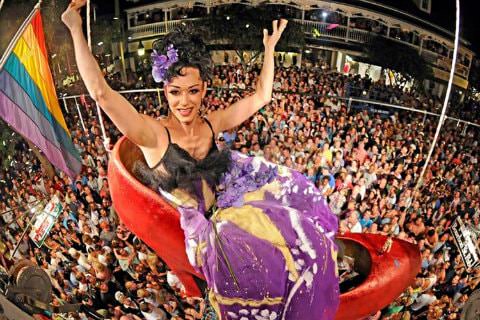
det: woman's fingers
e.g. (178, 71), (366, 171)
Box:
(279, 19), (288, 33)
(70, 0), (87, 10)
(272, 20), (278, 33)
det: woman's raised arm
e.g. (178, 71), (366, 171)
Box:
(62, 0), (157, 148)
(208, 19), (288, 133)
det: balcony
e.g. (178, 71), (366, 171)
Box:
(127, 18), (469, 81)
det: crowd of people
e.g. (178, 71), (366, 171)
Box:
(1, 61), (479, 319)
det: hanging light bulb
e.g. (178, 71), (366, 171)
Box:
(138, 41), (145, 56)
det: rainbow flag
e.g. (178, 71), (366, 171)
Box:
(0, 9), (81, 177)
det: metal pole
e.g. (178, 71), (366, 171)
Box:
(73, 97), (87, 131)
(0, 2), (41, 71)
(96, 102), (109, 156)
(157, 88), (162, 109)
(62, 97), (69, 114)
(415, 0), (461, 189)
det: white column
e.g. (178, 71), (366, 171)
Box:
(346, 15), (350, 42)
(164, 9), (168, 33)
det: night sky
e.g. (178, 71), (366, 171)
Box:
(461, 0), (480, 54)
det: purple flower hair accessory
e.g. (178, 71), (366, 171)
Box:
(152, 44), (179, 83)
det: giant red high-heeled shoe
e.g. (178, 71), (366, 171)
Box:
(108, 137), (421, 319)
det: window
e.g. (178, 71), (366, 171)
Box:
(419, 0), (431, 13)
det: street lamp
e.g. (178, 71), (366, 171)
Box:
(138, 41), (145, 56)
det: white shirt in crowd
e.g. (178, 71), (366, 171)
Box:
(411, 293), (437, 311)
(142, 305), (167, 320)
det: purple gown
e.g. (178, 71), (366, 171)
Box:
(160, 151), (339, 319)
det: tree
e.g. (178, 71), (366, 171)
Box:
(201, 5), (305, 67)
(364, 36), (433, 91)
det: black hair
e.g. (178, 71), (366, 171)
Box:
(152, 26), (212, 83)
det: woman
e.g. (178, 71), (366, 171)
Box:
(63, 1), (339, 318)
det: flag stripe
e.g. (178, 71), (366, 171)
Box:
(31, 12), (48, 60)
(3, 54), (72, 139)
(0, 69), (79, 160)
(11, 24), (69, 133)
(0, 91), (81, 177)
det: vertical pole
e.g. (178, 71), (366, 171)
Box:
(157, 88), (162, 109)
(62, 97), (69, 114)
(74, 97), (87, 131)
(415, 0), (460, 190)
(96, 104), (108, 142)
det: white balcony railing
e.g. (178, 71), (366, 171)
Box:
(129, 18), (201, 40)
(129, 18), (373, 44)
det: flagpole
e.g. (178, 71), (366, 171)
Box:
(0, 1), (42, 71)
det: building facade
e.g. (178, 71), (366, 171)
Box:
(121, 0), (474, 95)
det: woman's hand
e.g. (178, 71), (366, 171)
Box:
(263, 19), (288, 52)
(61, 0), (86, 32)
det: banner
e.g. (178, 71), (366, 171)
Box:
(450, 217), (480, 269)
(29, 197), (62, 247)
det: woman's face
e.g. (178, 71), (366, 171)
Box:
(164, 67), (207, 124)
